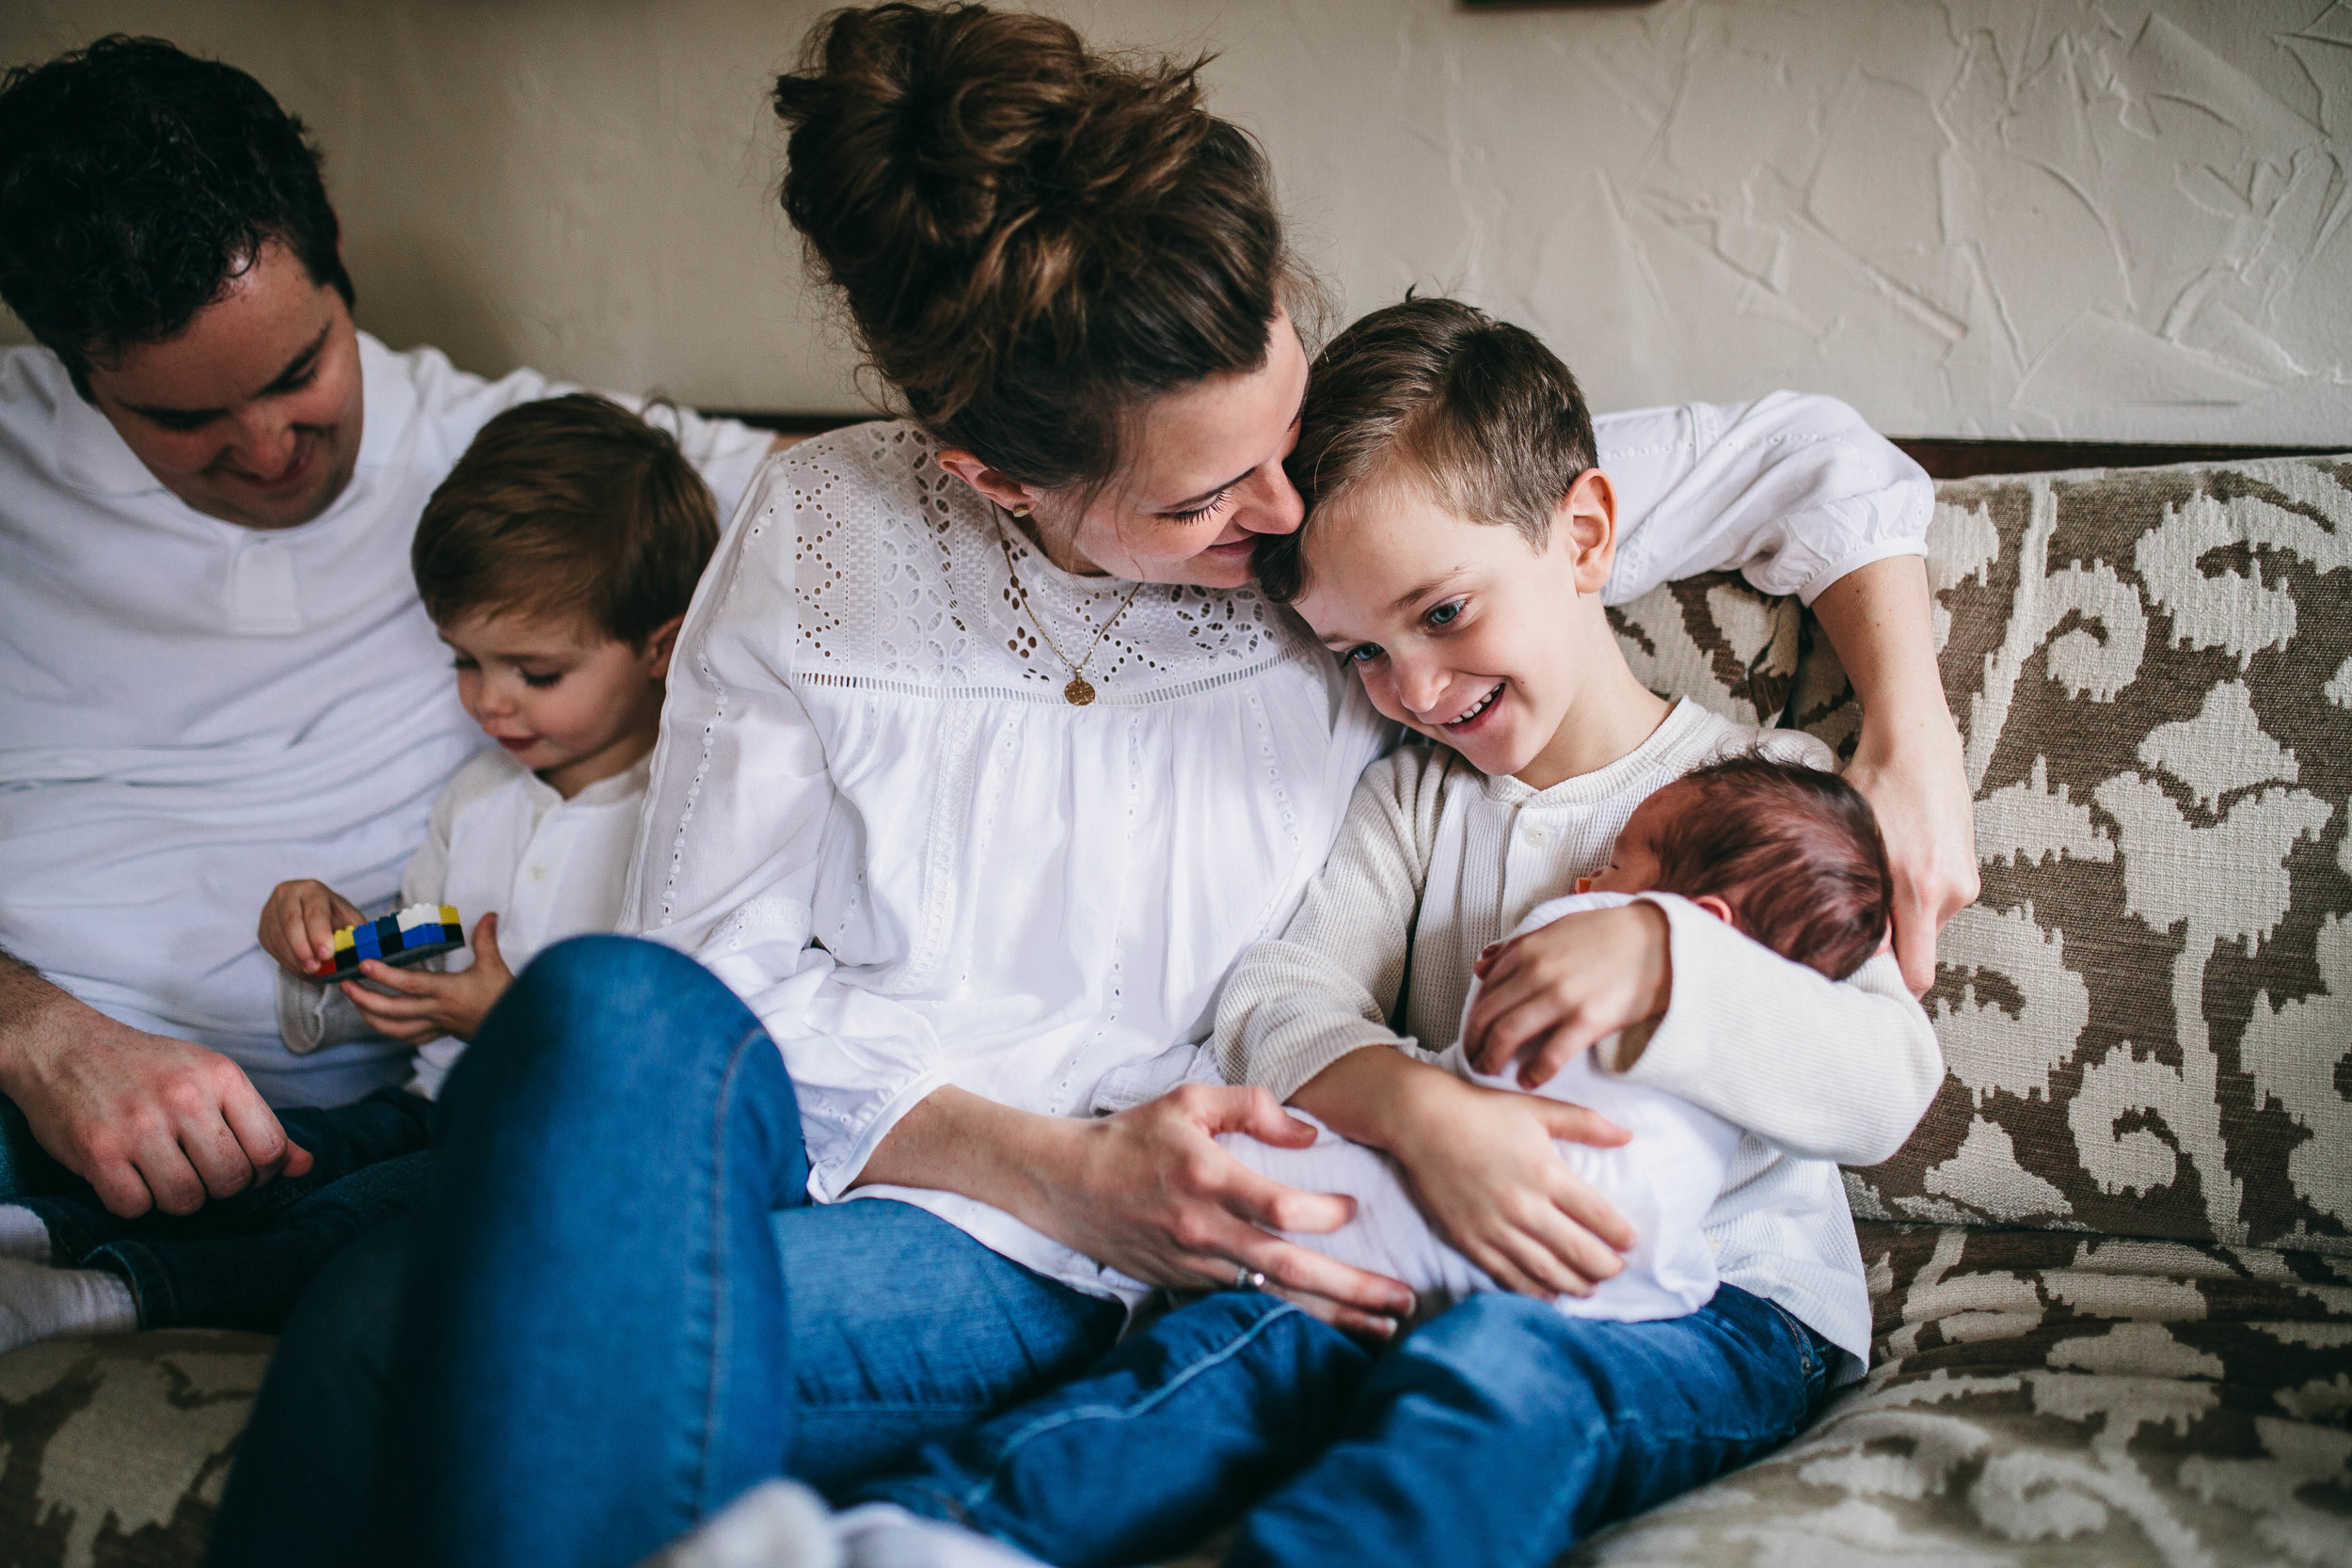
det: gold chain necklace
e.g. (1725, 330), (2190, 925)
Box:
(995, 515), (1145, 706)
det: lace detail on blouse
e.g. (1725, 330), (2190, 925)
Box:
(782, 421), (1304, 699)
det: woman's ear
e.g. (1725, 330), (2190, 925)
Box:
(934, 449), (1041, 516)
(1691, 893), (1738, 928)
(641, 615), (686, 682)
(1554, 468), (1619, 595)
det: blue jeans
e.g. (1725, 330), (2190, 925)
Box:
(208, 937), (1124, 1568)
(858, 1282), (1836, 1568)
(0, 1086), (435, 1330)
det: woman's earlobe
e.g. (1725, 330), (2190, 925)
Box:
(934, 448), (1037, 516)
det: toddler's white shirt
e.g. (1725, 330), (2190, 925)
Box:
(1219, 891), (1740, 1323)
(277, 748), (649, 1097)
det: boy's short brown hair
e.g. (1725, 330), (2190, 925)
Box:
(1258, 296), (1597, 603)
(412, 393), (720, 644)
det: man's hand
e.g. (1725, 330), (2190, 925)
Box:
(0, 956), (310, 1217)
(342, 912), (513, 1045)
(1462, 902), (1674, 1087)
(258, 879), (363, 977)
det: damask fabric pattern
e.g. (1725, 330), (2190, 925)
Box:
(1786, 458), (2352, 1259)
(1569, 1223), (2352, 1567)
(0, 1332), (267, 1568)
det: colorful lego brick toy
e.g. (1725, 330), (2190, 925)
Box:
(320, 903), (465, 982)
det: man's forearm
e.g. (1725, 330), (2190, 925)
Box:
(0, 944), (74, 1043)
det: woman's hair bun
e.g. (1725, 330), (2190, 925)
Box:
(774, 3), (1301, 492)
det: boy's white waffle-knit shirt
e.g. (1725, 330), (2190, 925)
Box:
(1213, 699), (1943, 1374)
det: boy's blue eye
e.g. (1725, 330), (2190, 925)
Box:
(1425, 599), (1465, 627)
(1345, 642), (1384, 664)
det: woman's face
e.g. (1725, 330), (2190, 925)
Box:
(938, 309), (1311, 589)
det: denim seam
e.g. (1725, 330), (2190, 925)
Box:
(949, 1300), (1309, 1518)
(691, 1023), (771, 1519)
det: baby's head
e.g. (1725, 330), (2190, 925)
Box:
(412, 393), (719, 793)
(1257, 297), (1623, 783)
(1584, 755), (1892, 981)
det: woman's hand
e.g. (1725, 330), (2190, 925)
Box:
(1385, 1071), (1635, 1299)
(342, 912), (514, 1045)
(258, 879), (363, 978)
(1809, 555), (1979, 994)
(1461, 903), (1673, 1087)
(858, 1083), (1419, 1339)
(1844, 719), (1977, 994)
(1052, 1085), (1419, 1336)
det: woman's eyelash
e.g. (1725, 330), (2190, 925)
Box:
(1166, 489), (1232, 524)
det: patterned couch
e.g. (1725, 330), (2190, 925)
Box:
(3, 455), (2347, 1568)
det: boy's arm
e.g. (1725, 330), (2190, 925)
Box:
(1611, 895), (1942, 1166)
(1216, 748), (1451, 1101)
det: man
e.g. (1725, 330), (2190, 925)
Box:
(0, 37), (777, 1220)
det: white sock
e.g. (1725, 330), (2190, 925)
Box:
(0, 1205), (51, 1263)
(0, 1256), (136, 1354)
(835, 1504), (1050, 1568)
(643, 1480), (840, 1568)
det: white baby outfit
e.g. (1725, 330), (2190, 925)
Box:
(0, 336), (770, 1104)
(631, 400), (1936, 1310)
(278, 748), (649, 1098)
(1220, 891), (1741, 1324)
(1212, 703), (1941, 1374)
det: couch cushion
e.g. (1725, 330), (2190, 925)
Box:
(1570, 1221), (2352, 1566)
(0, 1330), (267, 1568)
(1790, 457), (2352, 1259)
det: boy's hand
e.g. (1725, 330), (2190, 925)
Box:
(259, 879), (364, 978)
(1385, 1070), (1634, 1300)
(1463, 903), (1673, 1088)
(342, 912), (514, 1045)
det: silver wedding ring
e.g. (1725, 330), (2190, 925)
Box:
(1232, 1265), (1268, 1292)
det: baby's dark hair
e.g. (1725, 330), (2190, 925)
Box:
(1647, 754), (1892, 982)
(412, 394), (719, 645)
(1257, 296), (1596, 604)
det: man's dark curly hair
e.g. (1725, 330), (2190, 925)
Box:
(0, 36), (355, 399)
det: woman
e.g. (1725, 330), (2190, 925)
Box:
(212, 7), (1973, 1566)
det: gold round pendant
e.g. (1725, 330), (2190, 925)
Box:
(1063, 676), (1096, 706)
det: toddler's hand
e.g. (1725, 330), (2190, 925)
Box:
(1387, 1071), (1634, 1300)
(1463, 903), (1673, 1088)
(259, 879), (364, 979)
(343, 912), (515, 1045)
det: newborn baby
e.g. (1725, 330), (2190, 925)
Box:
(1221, 752), (1893, 1322)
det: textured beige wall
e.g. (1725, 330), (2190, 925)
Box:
(6, 0), (2348, 441)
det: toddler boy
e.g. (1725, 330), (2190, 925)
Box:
(0, 394), (719, 1348)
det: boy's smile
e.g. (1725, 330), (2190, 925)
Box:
(1292, 468), (1663, 790)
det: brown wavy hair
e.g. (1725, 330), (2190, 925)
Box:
(772, 3), (1316, 494)
(412, 394), (719, 645)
